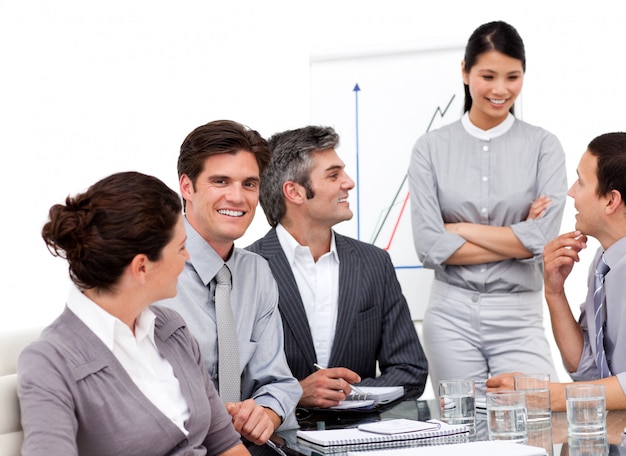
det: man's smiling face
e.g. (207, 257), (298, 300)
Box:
(181, 150), (260, 257)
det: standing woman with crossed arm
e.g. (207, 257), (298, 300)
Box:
(408, 21), (567, 390)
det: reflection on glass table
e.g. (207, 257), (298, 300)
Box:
(246, 399), (626, 456)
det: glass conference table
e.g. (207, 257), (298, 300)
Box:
(246, 397), (626, 456)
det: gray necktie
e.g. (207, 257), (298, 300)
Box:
(214, 264), (240, 402)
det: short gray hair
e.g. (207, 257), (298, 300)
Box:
(260, 126), (340, 226)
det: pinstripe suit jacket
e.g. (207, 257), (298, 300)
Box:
(247, 228), (428, 393)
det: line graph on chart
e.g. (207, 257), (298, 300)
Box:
(364, 93), (457, 268)
(310, 43), (465, 317)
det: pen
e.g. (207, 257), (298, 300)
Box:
(265, 439), (287, 456)
(313, 363), (367, 396)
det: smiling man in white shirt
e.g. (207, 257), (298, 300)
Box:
(247, 125), (428, 408)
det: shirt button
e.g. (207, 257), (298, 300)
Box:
(471, 294), (479, 303)
(482, 176), (488, 182)
(481, 207), (487, 214)
(483, 145), (489, 151)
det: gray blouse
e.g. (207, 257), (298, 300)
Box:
(408, 114), (567, 293)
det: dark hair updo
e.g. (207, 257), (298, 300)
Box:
(42, 171), (182, 292)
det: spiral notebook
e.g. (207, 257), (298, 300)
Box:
(327, 386), (405, 410)
(344, 386), (404, 404)
(296, 419), (470, 453)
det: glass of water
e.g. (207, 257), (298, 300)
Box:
(486, 390), (528, 443)
(438, 379), (475, 430)
(514, 373), (551, 424)
(566, 384), (606, 437)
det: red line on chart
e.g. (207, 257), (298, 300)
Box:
(369, 95), (456, 248)
(384, 191), (410, 251)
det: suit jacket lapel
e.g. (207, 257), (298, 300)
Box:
(261, 229), (318, 367)
(329, 233), (361, 366)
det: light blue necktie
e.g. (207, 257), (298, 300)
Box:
(593, 253), (611, 378)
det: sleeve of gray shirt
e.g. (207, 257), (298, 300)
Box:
(510, 131), (567, 261)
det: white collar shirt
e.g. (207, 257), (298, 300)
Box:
(461, 111), (515, 139)
(276, 224), (340, 367)
(66, 285), (190, 435)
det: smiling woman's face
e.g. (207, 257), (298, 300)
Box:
(462, 50), (524, 130)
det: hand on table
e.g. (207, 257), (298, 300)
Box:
(226, 399), (277, 445)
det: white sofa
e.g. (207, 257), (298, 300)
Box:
(0, 327), (42, 456)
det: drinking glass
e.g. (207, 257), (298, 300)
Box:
(514, 374), (551, 423)
(566, 384), (606, 437)
(438, 379), (475, 430)
(486, 390), (528, 443)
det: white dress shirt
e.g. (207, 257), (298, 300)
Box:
(67, 285), (190, 435)
(276, 223), (340, 367)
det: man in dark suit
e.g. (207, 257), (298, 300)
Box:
(247, 126), (428, 408)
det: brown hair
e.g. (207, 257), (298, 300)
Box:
(41, 171), (182, 292)
(177, 119), (270, 188)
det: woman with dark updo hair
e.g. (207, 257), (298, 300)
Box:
(18, 172), (249, 456)
(408, 21), (568, 390)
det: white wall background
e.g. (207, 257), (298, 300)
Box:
(2, 1), (625, 384)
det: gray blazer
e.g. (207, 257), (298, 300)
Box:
(247, 228), (428, 394)
(18, 306), (241, 456)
